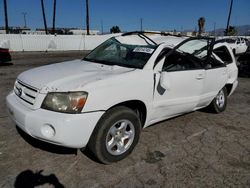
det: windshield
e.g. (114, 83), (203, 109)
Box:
(84, 37), (156, 69)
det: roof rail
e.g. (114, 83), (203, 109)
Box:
(122, 31), (182, 37)
(121, 31), (158, 45)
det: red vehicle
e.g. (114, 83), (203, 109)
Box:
(0, 48), (12, 64)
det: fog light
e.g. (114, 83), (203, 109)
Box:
(41, 124), (56, 138)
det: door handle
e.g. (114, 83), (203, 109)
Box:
(196, 74), (204, 80)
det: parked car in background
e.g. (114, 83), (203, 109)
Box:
(0, 48), (12, 64)
(237, 51), (250, 77)
(6, 32), (238, 164)
(219, 37), (248, 55)
(245, 38), (250, 50)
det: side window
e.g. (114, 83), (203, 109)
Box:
(162, 52), (203, 72)
(205, 55), (225, 69)
(213, 46), (233, 64)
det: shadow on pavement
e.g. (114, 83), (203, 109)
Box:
(14, 170), (64, 188)
(16, 126), (77, 155)
(0, 62), (13, 66)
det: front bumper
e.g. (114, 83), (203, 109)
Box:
(6, 91), (104, 148)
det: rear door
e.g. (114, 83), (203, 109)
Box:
(197, 44), (228, 108)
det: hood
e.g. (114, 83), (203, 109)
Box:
(18, 59), (134, 93)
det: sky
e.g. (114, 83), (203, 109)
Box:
(0, 0), (249, 32)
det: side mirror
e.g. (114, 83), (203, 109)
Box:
(159, 71), (170, 90)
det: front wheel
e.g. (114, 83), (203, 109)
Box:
(208, 87), (228, 113)
(88, 106), (141, 164)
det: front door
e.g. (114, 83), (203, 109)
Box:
(150, 38), (213, 124)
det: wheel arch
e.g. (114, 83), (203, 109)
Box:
(106, 100), (147, 128)
(225, 83), (233, 96)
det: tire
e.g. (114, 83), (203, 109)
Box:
(208, 87), (227, 113)
(88, 106), (141, 164)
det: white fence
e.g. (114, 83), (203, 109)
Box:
(1, 34), (249, 52)
(0, 34), (119, 52)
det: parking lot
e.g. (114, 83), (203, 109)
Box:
(0, 51), (250, 187)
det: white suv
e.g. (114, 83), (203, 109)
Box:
(6, 32), (238, 164)
(221, 37), (248, 55)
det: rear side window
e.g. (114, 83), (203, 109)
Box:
(213, 46), (233, 64)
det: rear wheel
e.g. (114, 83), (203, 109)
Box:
(88, 106), (141, 164)
(208, 87), (227, 113)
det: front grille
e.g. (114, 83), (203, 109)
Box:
(14, 80), (38, 105)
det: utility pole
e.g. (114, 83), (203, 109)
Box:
(140, 18), (143, 31)
(86, 0), (90, 35)
(22, 12), (27, 28)
(52, 0), (57, 34)
(101, 20), (103, 34)
(41, 0), (48, 34)
(225, 0), (233, 36)
(3, 0), (9, 34)
(213, 22), (216, 37)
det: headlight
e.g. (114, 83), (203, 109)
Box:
(41, 91), (88, 114)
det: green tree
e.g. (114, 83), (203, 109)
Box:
(224, 26), (237, 36)
(198, 17), (205, 36)
(110, 26), (121, 33)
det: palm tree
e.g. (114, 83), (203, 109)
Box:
(224, 25), (237, 36)
(198, 17), (205, 36)
(3, 0), (9, 34)
(41, 0), (48, 34)
(225, 0), (233, 36)
(52, 0), (57, 34)
(86, 0), (90, 35)
(110, 26), (121, 33)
